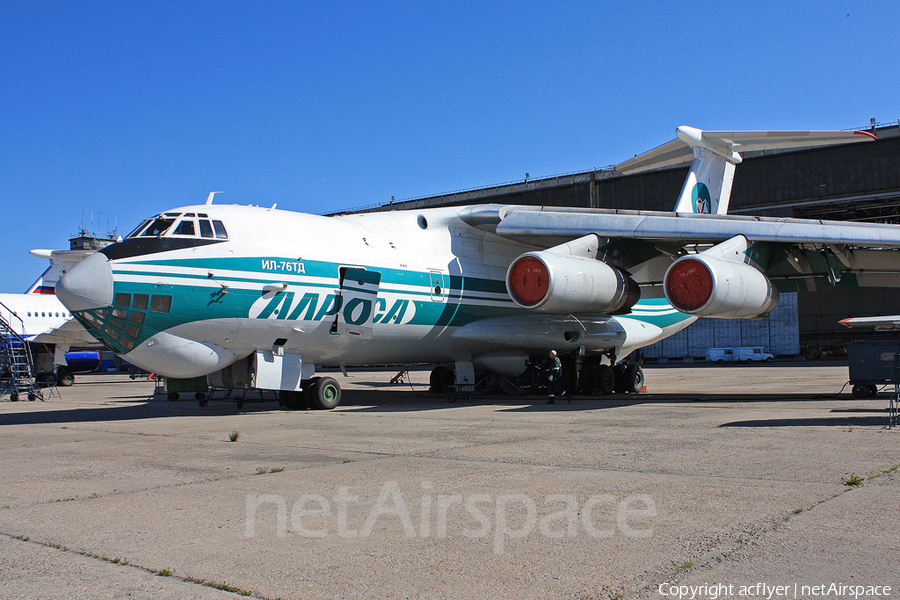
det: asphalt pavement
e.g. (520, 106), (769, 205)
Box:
(0, 363), (896, 600)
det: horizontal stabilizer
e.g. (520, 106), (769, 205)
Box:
(616, 127), (875, 175)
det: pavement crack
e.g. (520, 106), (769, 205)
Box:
(624, 464), (899, 599)
(0, 531), (273, 599)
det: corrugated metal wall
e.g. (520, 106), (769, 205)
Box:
(642, 293), (799, 359)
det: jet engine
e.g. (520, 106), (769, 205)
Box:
(664, 254), (778, 319)
(506, 251), (639, 315)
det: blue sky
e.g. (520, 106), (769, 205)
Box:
(2, 1), (899, 291)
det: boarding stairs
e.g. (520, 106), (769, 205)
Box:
(0, 302), (42, 401)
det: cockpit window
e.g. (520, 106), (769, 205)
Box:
(125, 219), (151, 239)
(198, 219), (214, 238)
(213, 220), (228, 239)
(140, 217), (176, 237)
(121, 212), (229, 243)
(173, 219), (196, 236)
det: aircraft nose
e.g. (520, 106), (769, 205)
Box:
(57, 251), (114, 311)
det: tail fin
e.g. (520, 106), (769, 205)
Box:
(615, 126), (876, 215)
(26, 248), (98, 294)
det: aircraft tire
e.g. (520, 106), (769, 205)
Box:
(613, 364), (628, 393)
(623, 365), (644, 393)
(596, 365), (615, 395)
(577, 364), (593, 395)
(58, 370), (75, 387)
(309, 377), (341, 410)
(280, 390), (305, 410)
(429, 366), (453, 394)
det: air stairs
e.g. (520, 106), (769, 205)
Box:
(0, 302), (43, 402)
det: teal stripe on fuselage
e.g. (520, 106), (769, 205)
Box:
(107, 255), (692, 344)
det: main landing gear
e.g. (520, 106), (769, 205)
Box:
(429, 354), (644, 397)
(578, 362), (644, 395)
(279, 377), (342, 410)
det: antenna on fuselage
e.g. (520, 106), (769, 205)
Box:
(206, 191), (224, 205)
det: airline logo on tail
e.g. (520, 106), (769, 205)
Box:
(692, 182), (713, 214)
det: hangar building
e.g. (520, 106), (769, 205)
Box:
(350, 122), (900, 359)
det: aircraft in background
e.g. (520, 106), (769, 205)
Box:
(56, 125), (900, 408)
(840, 316), (900, 331)
(1, 246), (104, 385)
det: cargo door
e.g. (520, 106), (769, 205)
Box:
(332, 267), (381, 337)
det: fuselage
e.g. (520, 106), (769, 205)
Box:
(0, 293), (97, 345)
(56, 203), (694, 379)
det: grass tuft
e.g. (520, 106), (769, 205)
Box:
(841, 474), (863, 487)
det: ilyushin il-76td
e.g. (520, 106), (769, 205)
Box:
(56, 126), (900, 409)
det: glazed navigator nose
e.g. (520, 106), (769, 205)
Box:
(56, 251), (114, 312)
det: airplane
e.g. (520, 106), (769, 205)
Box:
(55, 125), (900, 409)
(1, 247), (103, 386)
(840, 315), (900, 331)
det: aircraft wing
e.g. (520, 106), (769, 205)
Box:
(460, 205), (900, 292)
(486, 206), (900, 247)
(462, 204), (900, 248)
(29, 318), (100, 346)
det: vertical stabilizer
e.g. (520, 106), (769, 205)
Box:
(671, 126), (740, 215)
(672, 146), (737, 215)
(26, 249), (98, 294)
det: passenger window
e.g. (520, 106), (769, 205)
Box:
(150, 295), (172, 313)
(199, 220), (214, 238)
(173, 220), (196, 236)
(212, 220), (228, 239)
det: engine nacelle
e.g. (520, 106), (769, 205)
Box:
(506, 251), (639, 314)
(664, 255), (778, 318)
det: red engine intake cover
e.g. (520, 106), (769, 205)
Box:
(665, 258), (713, 311)
(507, 256), (549, 307)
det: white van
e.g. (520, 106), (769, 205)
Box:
(706, 348), (735, 363)
(736, 347), (775, 362)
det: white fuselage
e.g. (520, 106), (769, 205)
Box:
(57, 204), (691, 379)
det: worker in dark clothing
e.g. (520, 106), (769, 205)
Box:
(545, 350), (562, 404)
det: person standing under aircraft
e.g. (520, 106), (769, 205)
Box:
(545, 350), (562, 404)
